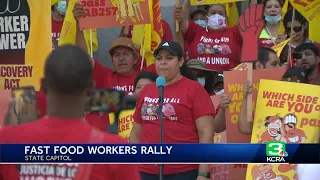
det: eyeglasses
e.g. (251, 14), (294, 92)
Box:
(285, 26), (303, 34)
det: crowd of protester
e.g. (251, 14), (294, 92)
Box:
(0, 0), (319, 179)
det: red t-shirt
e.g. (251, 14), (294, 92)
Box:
(127, 20), (173, 70)
(35, 90), (109, 132)
(184, 20), (242, 71)
(133, 77), (215, 175)
(93, 59), (158, 92)
(93, 60), (138, 94)
(51, 19), (63, 49)
(0, 117), (140, 180)
(259, 38), (276, 48)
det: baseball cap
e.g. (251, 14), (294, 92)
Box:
(109, 37), (135, 56)
(213, 72), (224, 87)
(154, 40), (183, 58)
(187, 59), (215, 72)
(282, 66), (308, 83)
(294, 43), (319, 56)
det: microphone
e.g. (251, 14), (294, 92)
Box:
(156, 76), (166, 107)
(156, 76), (166, 180)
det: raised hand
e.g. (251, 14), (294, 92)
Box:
(243, 80), (253, 99)
(219, 94), (231, 110)
(173, 4), (183, 23)
(239, 4), (265, 62)
(73, 2), (86, 22)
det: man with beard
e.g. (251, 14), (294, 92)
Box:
(293, 43), (320, 85)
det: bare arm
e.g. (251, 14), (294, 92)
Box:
(196, 115), (215, 174)
(173, 2), (185, 49)
(129, 122), (141, 143)
(174, 0), (190, 34)
(214, 94), (231, 133)
(73, 3), (94, 66)
(238, 81), (253, 135)
(174, 31), (185, 51)
(214, 109), (226, 133)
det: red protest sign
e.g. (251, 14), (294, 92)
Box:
(239, 4), (265, 62)
(79, 0), (150, 30)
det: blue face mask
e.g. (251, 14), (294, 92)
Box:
(56, 1), (67, 16)
(197, 77), (206, 87)
(194, 19), (207, 28)
(265, 15), (282, 24)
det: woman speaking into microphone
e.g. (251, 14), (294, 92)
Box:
(129, 40), (215, 180)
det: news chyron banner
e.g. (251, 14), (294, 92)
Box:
(246, 79), (320, 180)
(0, 0), (52, 90)
(2, 144), (320, 164)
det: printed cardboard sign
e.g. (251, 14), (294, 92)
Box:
(239, 4), (264, 62)
(0, 0), (52, 90)
(79, 0), (150, 30)
(246, 80), (320, 180)
(224, 68), (286, 180)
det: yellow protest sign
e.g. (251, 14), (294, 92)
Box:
(271, 35), (295, 57)
(109, 110), (135, 139)
(289, 0), (320, 43)
(0, 0), (52, 90)
(191, 0), (245, 6)
(246, 79), (320, 180)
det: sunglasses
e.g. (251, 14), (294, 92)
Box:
(285, 26), (303, 34)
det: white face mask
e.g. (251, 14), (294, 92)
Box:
(56, 1), (67, 16)
(207, 14), (226, 29)
(197, 77), (206, 87)
(215, 89), (224, 95)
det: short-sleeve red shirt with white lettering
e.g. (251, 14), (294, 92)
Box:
(184, 20), (242, 71)
(51, 19), (63, 49)
(259, 38), (276, 48)
(133, 77), (215, 175)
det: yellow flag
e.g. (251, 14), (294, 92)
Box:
(246, 79), (320, 180)
(109, 110), (135, 139)
(289, 0), (320, 43)
(278, 0), (289, 34)
(132, 0), (163, 67)
(226, 2), (239, 27)
(51, 0), (61, 6)
(58, 0), (98, 56)
(271, 34), (296, 57)
(0, 0), (51, 90)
